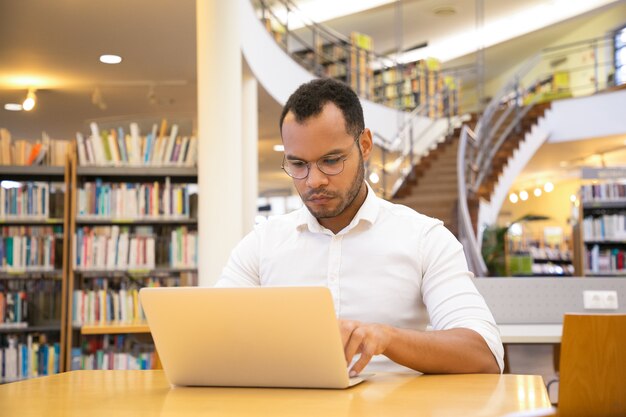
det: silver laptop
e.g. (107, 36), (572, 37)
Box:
(139, 286), (366, 389)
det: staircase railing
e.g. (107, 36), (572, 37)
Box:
(253, 0), (461, 199)
(458, 34), (619, 276)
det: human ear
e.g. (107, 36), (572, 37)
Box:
(359, 128), (374, 162)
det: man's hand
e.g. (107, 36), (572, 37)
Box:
(339, 319), (393, 376)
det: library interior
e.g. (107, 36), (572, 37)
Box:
(1, 0), (626, 416)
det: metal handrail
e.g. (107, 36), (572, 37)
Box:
(457, 33), (619, 276)
(254, 0), (461, 200)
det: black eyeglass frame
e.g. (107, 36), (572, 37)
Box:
(280, 130), (364, 180)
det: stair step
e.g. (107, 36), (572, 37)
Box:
(413, 184), (458, 194)
(396, 194), (458, 206)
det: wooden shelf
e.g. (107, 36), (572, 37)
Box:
(0, 218), (64, 226)
(582, 200), (626, 209)
(75, 217), (197, 225)
(74, 268), (197, 278)
(0, 324), (61, 334)
(79, 322), (151, 335)
(584, 240), (626, 245)
(0, 165), (65, 180)
(76, 166), (197, 179)
(0, 270), (63, 280)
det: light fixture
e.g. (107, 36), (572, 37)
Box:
(519, 190), (529, 201)
(4, 103), (23, 111)
(433, 5), (457, 16)
(534, 188), (542, 197)
(99, 54), (122, 64)
(369, 172), (380, 184)
(273, 144), (284, 152)
(543, 182), (554, 193)
(570, 194), (577, 202)
(509, 193), (519, 204)
(22, 89), (36, 111)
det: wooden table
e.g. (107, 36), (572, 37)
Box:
(0, 371), (552, 417)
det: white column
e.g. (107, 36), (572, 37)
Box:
(242, 67), (259, 234)
(197, 0), (242, 286)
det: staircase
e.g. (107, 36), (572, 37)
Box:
(391, 119), (475, 237)
(476, 102), (551, 200)
(392, 103), (550, 237)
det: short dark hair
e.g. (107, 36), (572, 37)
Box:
(279, 78), (364, 138)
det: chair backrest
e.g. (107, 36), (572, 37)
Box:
(558, 314), (626, 417)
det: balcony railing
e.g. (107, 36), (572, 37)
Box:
(458, 34), (621, 276)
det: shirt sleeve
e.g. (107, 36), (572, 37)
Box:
(419, 221), (504, 373)
(214, 227), (262, 288)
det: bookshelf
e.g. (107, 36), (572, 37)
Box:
(0, 156), (71, 383)
(579, 181), (626, 277)
(66, 126), (198, 371)
(372, 58), (460, 116)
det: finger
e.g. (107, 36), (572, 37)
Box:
(344, 327), (365, 365)
(338, 320), (357, 348)
(349, 348), (373, 377)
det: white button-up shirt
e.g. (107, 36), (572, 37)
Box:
(216, 185), (504, 373)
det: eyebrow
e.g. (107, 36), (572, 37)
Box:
(284, 147), (349, 161)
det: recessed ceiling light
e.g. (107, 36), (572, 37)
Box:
(4, 103), (23, 111)
(433, 5), (457, 16)
(99, 54), (122, 64)
(519, 190), (529, 201)
(273, 144), (284, 152)
(544, 182), (554, 193)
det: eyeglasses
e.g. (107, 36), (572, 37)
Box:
(281, 131), (363, 180)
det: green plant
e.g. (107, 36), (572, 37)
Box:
(481, 214), (550, 277)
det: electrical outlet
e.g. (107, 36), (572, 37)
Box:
(583, 290), (619, 310)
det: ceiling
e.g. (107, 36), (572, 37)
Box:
(0, 0), (624, 194)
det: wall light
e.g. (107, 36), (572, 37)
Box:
(570, 194), (577, 203)
(543, 182), (554, 193)
(509, 193), (519, 204)
(534, 188), (542, 197)
(22, 89), (36, 111)
(519, 190), (529, 201)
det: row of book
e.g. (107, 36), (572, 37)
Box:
(0, 129), (70, 167)
(72, 288), (145, 326)
(70, 335), (158, 370)
(586, 245), (626, 274)
(1, 335), (60, 383)
(74, 226), (156, 271)
(76, 122), (197, 167)
(77, 178), (194, 219)
(583, 214), (626, 242)
(0, 181), (51, 218)
(73, 226), (198, 270)
(0, 234), (58, 271)
(0, 291), (28, 325)
(581, 182), (626, 202)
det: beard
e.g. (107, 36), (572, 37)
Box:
(301, 153), (365, 219)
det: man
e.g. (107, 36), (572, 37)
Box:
(216, 78), (503, 376)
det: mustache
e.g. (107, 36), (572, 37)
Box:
(304, 189), (336, 200)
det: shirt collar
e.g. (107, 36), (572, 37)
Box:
(295, 182), (380, 234)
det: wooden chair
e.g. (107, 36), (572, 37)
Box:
(557, 313), (626, 417)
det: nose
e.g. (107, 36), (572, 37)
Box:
(305, 163), (329, 189)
